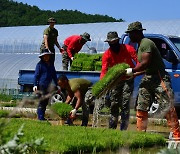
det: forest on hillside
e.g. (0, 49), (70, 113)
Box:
(0, 0), (124, 27)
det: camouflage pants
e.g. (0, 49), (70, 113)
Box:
(109, 78), (134, 130)
(69, 94), (90, 126)
(137, 73), (174, 117)
(62, 51), (72, 70)
(83, 87), (96, 126)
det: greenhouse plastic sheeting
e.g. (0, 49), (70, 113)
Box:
(1, 19), (180, 54)
(1, 19), (180, 89)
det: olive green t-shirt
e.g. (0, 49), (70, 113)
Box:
(138, 38), (165, 74)
(69, 78), (92, 96)
(41, 26), (58, 50)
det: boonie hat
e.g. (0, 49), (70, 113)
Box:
(80, 32), (91, 41)
(39, 49), (53, 58)
(125, 21), (146, 33)
(104, 31), (120, 42)
(48, 17), (56, 23)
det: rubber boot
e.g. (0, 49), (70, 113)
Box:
(165, 107), (180, 140)
(81, 118), (88, 127)
(136, 110), (148, 131)
(120, 112), (129, 130)
(37, 108), (46, 120)
(109, 117), (118, 129)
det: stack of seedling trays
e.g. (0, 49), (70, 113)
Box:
(70, 53), (102, 71)
(92, 63), (129, 98)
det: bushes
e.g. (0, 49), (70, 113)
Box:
(70, 53), (102, 71)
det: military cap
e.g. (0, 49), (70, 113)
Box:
(125, 21), (146, 33)
(104, 31), (120, 42)
(48, 17), (56, 23)
(80, 32), (91, 41)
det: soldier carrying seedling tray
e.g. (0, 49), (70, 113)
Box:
(86, 31), (139, 130)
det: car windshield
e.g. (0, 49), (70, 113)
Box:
(169, 37), (180, 51)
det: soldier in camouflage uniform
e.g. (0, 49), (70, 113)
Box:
(40, 17), (61, 63)
(125, 21), (180, 139)
(100, 31), (139, 130)
(57, 75), (93, 126)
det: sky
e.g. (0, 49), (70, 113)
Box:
(14, 0), (180, 22)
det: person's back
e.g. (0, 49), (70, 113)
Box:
(69, 78), (92, 96)
(64, 35), (81, 47)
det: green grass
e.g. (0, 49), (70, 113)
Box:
(94, 61), (102, 71)
(70, 59), (83, 71)
(0, 110), (9, 118)
(71, 53), (102, 71)
(0, 101), (17, 107)
(0, 93), (14, 102)
(92, 63), (129, 97)
(51, 103), (73, 119)
(82, 61), (94, 71)
(0, 118), (166, 153)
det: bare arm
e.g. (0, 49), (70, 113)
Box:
(74, 90), (83, 110)
(65, 95), (73, 104)
(65, 85), (74, 104)
(55, 37), (61, 53)
(133, 52), (152, 73)
(133, 71), (145, 77)
(44, 35), (49, 49)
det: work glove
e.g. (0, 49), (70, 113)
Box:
(70, 109), (77, 117)
(71, 57), (74, 61)
(33, 86), (37, 92)
(125, 68), (134, 76)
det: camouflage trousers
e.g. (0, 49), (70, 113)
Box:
(137, 73), (174, 118)
(62, 51), (72, 70)
(71, 94), (90, 126)
(108, 78), (134, 130)
(81, 96), (91, 126)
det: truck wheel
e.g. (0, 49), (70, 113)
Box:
(50, 92), (65, 105)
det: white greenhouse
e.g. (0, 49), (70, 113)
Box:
(1, 19), (180, 91)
